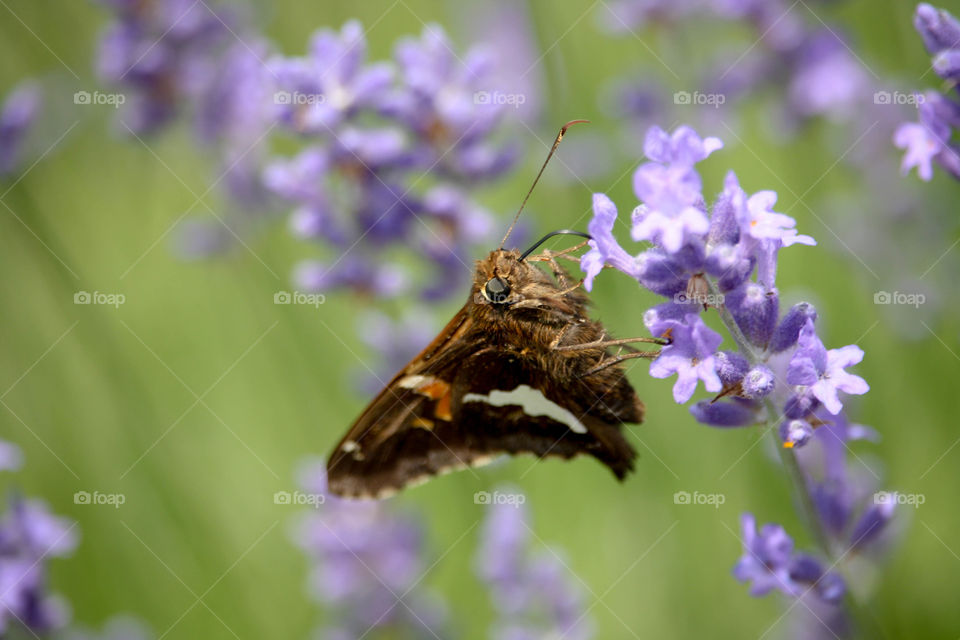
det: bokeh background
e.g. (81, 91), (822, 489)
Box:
(1, 0), (959, 638)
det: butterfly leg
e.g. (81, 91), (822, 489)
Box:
(527, 240), (590, 289)
(580, 351), (660, 377)
(554, 336), (668, 352)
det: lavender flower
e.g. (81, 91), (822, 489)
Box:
(584, 123), (894, 638)
(0, 441), (23, 473)
(786, 320), (869, 415)
(94, 0), (234, 134)
(0, 496), (77, 634)
(646, 312), (723, 403)
(895, 4), (960, 181)
(265, 21), (514, 303)
(733, 513), (845, 603)
(477, 489), (592, 640)
(292, 459), (447, 639)
(0, 82), (41, 177)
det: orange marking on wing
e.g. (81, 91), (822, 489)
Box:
(434, 390), (453, 422)
(412, 417), (435, 430)
(417, 379), (449, 400)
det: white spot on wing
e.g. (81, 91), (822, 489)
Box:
(342, 440), (358, 453)
(398, 374), (429, 389)
(463, 385), (587, 434)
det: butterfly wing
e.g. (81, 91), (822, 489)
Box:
(326, 312), (640, 498)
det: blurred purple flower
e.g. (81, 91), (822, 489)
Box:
(0, 82), (41, 177)
(733, 513), (846, 604)
(477, 489), (593, 640)
(896, 5), (960, 181)
(292, 459), (447, 638)
(0, 496), (77, 634)
(0, 441), (23, 473)
(95, 0), (234, 134)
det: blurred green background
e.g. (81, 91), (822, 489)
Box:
(1, 0), (959, 638)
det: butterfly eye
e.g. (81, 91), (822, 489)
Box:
(484, 277), (511, 304)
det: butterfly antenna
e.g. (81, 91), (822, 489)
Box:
(498, 119), (589, 250)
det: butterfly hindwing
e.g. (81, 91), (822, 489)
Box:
(327, 336), (638, 498)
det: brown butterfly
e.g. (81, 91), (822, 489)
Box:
(327, 121), (664, 499)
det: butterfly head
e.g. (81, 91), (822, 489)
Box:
(473, 249), (556, 308)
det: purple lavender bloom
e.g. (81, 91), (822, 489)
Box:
(388, 25), (516, 180)
(894, 91), (960, 181)
(646, 312), (723, 403)
(95, 0), (233, 134)
(786, 320), (869, 415)
(631, 126), (722, 253)
(914, 3), (960, 61)
(580, 121), (893, 636)
(689, 398), (758, 427)
(264, 21), (516, 303)
(0, 82), (41, 177)
(770, 302), (818, 353)
(270, 21), (393, 135)
(896, 6), (960, 181)
(740, 190), (816, 249)
(294, 257), (409, 298)
(581, 194), (641, 291)
(786, 30), (869, 122)
(0, 441), (23, 472)
(477, 489), (592, 640)
(733, 513), (797, 597)
(292, 459), (447, 638)
(780, 419), (814, 448)
(0, 497), (77, 634)
(733, 513), (845, 604)
(725, 282), (779, 349)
